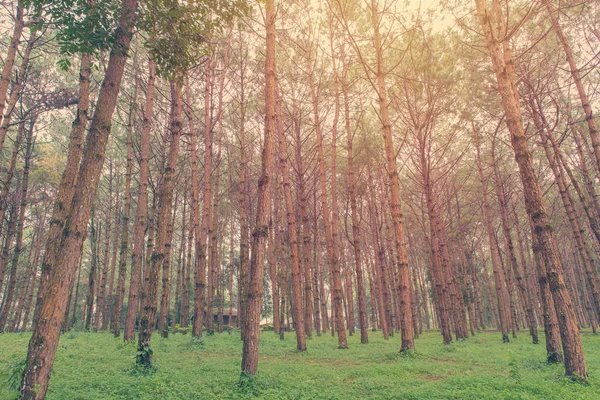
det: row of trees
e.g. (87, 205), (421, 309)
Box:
(0, 0), (598, 397)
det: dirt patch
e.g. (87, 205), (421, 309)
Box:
(428, 356), (461, 365)
(421, 375), (445, 381)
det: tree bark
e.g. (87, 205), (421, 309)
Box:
(137, 80), (182, 366)
(0, 119), (34, 332)
(368, 0), (414, 351)
(241, 0), (276, 375)
(124, 58), (155, 342)
(0, 0), (25, 152)
(475, 0), (586, 378)
(112, 97), (135, 336)
(20, 2), (138, 396)
(473, 126), (512, 342)
(192, 58), (214, 338)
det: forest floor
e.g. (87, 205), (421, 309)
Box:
(1, 329), (600, 399)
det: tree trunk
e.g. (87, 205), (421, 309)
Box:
(124, 58), (155, 342)
(274, 79), (306, 350)
(112, 99), (134, 336)
(241, 0), (276, 375)
(0, 121), (24, 290)
(0, 0), (24, 151)
(542, 0), (600, 177)
(96, 164), (114, 331)
(192, 59), (214, 338)
(473, 126), (512, 342)
(137, 80), (182, 366)
(490, 143), (538, 343)
(475, 0), (586, 377)
(20, 2), (138, 396)
(0, 120), (34, 332)
(369, 0), (414, 351)
(307, 37), (347, 349)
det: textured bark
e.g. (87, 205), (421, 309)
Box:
(366, 168), (390, 340)
(96, 166), (114, 331)
(473, 127), (512, 341)
(0, 31), (36, 230)
(111, 100), (134, 336)
(342, 62), (368, 342)
(241, 0), (276, 376)
(0, 121), (24, 290)
(475, 0), (586, 377)
(528, 95), (600, 325)
(369, 0), (414, 351)
(274, 79), (306, 350)
(181, 191), (193, 328)
(290, 99), (313, 338)
(236, 28), (250, 337)
(570, 119), (600, 237)
(419, 157), (453, 343)
(138, 80), (182, 366)
(542, 0), (600, 178)
(85, 217), (100, 331)
(70, 257), (84, 329)
(20, 2), (138, 396)
(124, 59), (155, 342)
(158, 187), (178, 338)
(0, 0), (25, 152)
(207, 35), (232, 335)
(312, 188), (323, 335)
(173, 181), (187, 328)
(268, 176), (281, 334)
(0, 121), (33, 332)
(0, 28), (36, 155)
(22, 219), (44, 331)
(307, 37), (348, 349)
(192, 59), (214, 338)
(490, 145), (538, 343)
(530, 219), (563, 362)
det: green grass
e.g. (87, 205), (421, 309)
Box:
(1, 329), (599, 399)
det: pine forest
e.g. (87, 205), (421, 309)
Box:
(1, 0), (600, 399)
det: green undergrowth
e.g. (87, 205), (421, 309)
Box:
(1, 330), (599, 399)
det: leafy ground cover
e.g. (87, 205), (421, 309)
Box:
(1, 329), (599, 399)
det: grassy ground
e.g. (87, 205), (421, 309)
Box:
(1, 329), (599, 399)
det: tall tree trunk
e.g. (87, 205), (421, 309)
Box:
(0, 30), (35, 231)
(0, 0), (26, 152)
(369, 0), (414, 351)
(475, 0), (586, 377)
(0, 120), (34, 332)
(70, 256), (84, 330)
(342, 55), (368, 343)
(193, 59), (214, 338)
(473, 127), (512, 342)
(111, 99), (134, 336)
(96, 164), (114, 331)
(85, 217), (100, 331)
(158, 188), (178, 338)
(20, 2), (138, 396)
(137, 80), (182, 366)
(527, 94), (600, 324)
(268, 181), (281, 334)
(0, 120), (24, 290)
(542, 0), (600, 177)
(0, 0), (24, 150)
(22, 219), (44, 331)
(307, 38), (347, 350)
(124, 58), (155, 342)
(241, 0), (276, 375)
(274, 79), (306, 350)
(236, 27), (249, 339)
(490, 143), (538, 343)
